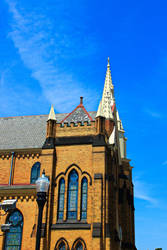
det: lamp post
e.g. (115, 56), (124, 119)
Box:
(35, 170), (50, 250)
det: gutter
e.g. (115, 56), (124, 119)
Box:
(9, 152), (14, 185)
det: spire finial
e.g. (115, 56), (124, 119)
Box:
(107, 57), (110, 67)
(48, 105), (56, 121)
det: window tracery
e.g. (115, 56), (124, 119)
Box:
(67, 169), (78, 220)
(81, 177), (88, 220)
(4, 210), (23, 250)
(57, 178), (65, 220)
(56, 166), (90, 222)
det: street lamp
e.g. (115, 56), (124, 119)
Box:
(35, 170), (50, 250)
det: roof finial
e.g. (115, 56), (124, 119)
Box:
(48, 105), (56, 121)
(80, 96), (83, 105)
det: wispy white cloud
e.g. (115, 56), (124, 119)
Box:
(144, 108), (162, 118)
(134, 178), (157, 205)
(162, 160), (167, 165)
(5, 0), (99, 112)
(0, 73), (46, 116)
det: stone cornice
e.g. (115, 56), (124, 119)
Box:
(0, 185), (36, 201)
(0, 151), (41, 160)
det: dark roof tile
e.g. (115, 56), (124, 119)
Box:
(0, 111), (96, 150)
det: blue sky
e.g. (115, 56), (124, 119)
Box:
(0, 0), (167, 249)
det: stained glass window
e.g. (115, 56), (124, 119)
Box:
(4, 210), (23, 250)
(57, 178), (65, 220)
(58, 241), (66, 250)
(67, 170), (78, 219)
(30, 162), (40, 184)
(81, 177), (88, 220)
(75, 241), (83, 250)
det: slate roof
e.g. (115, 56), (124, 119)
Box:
(0, 111), (96, 150)
(61, 102), (95, 123)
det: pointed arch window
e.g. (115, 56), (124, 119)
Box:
(58, 178), (65, 220)
(58, 241), (66, 250)
(72, 239), (86, 250)
(4, 210), (23, 250)
(30, 162), (40, 184)
(67, 169), (78, 219)
(81, 177), (88, 220)
(55, 238), (69, 250)
(75, 242), (83, 250)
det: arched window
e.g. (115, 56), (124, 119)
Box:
(81, 177), (88, 220)
(57, 178), (65, 220)
(30, 162), (40, 184)
(72, 239), (86, 250)
(75, 241), (83, 250)
(67, 169), (78, 219)
(55, 238), (69, 250)
(4, 210), (23, 250)
(58, 241), (66, 250)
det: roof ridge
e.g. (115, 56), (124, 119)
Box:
(0, 112), (70, 119)
(0, 111), (96, 120)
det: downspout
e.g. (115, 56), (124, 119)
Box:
(9, 152), (14, 185)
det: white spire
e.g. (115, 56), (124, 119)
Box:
(100, 57), (115, 119)
(48, 105), (56, 121)
(96, 101), (104, 118)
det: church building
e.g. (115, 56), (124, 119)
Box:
(0, 59), (136, 250)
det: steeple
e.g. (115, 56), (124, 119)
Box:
(48, 105), (56, 121)
(100, 57), (115, 119)
(95, 58), (116, 138)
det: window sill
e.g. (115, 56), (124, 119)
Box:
(51, 221), (91, 230)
